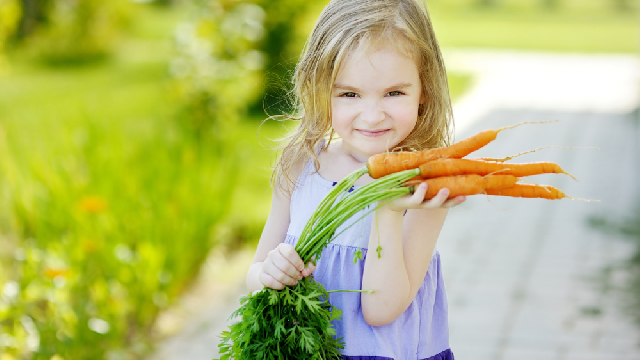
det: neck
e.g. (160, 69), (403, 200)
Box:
(338, 141), (369, 164)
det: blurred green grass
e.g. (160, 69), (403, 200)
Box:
(428, 0), (638, 53)
(0, 5), (262, 358)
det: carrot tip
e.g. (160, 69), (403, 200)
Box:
(567, 196), (599, 202)
(483, 192), (508, 211)
(496, 119), (561, 133)
(563, 171), (579, 182)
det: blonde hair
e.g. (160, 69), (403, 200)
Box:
(271, 0), (453, 191)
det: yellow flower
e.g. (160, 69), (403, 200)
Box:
(43, 268), (69, 279)
(77, 196), (107, 214)
(81, 239), (101, 253)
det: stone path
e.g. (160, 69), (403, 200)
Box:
(441, 50), (640, 360)
(441, 109), (640, 360)
(148, 50), (640, 360)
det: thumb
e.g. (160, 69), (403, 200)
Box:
(302, 260), (316, 277)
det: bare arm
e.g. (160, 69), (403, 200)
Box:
(361, 184), (463, 326)
(246, 187), (295, 292)
(246, 164), (315, 292)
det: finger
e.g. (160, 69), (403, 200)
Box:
(277, 243), (305, 272)
(423, 187), (450, 208)
(301, 261), (317, 277)
(411, 182), (428, 204)
(259, 271), (285, 290)
(272, 255), (303, 281)
(268, 251), (302, 282)
(393, 183), (428, 209)
(443, 195), (466, 208)
(264, 257), (299, 286)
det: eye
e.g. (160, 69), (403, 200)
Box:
(339, 92), (358, 98)
(388, 91), (405, 96)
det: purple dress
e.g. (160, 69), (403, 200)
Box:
(284, 160), (454, 360)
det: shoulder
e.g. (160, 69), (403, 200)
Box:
(278, 139), (335, 196)
(276, 153), (311, 200)
(316, 140), (338, 166)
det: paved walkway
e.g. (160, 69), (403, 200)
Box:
(441, 50), (640, 360)
(149, 50), (640, 360)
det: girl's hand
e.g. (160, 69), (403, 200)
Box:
(259, 243), (316, 290)
(384, 182), (465, 212)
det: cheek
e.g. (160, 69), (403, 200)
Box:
(388, 103), (419, 131)
(331, 101), (356, 127)
(401, 118), (418, 138)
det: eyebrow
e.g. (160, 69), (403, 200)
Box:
(333, 82), (413, 93)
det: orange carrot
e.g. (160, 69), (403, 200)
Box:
(406, 175), (426, 183)
(406, 174), (518, 199)
(367, 121), (550, 179)
(485, 184), (566, 200)
(483, 174), (519, 190)
(418, 159), (577, 181)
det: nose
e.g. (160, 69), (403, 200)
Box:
(360, 99), (385, 125)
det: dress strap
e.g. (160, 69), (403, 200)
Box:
(299, 138), (328, 179)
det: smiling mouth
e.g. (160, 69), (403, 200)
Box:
(356, 129), (390, 137)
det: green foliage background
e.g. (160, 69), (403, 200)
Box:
(29, 0), (133, 65)
(0, 0), (636, 358)
(0, 0), (21, 75)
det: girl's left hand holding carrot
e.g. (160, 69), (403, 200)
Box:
(383, 182), (466, 213)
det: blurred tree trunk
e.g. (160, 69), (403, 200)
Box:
(477, 0), (497, 7)
(614, 0), (632, 12)
(153, 0), (176, 6)
(16, 0), (51, 40)
(250, 0), (315, 115)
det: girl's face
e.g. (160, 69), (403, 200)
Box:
(331, 42), (423, 162)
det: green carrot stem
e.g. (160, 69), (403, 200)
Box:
(327, 289), (375, 294)
(298, 167), (367, 242)
(308, 168), (408, 226)
(296, 170), (417, 256)
(298, 187), (410, 261)
(303, 168), (417, 237)
(304, 169), (417, 233)
(300, 189), (409, 260)
(296, 168), (418, 261)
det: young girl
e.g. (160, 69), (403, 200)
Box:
(246, 0), (465, 358)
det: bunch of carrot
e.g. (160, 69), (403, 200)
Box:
(366, 122), (579, 200)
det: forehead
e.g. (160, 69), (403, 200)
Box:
(334, 41), (420, 87)
(345, 30), (419, 68)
